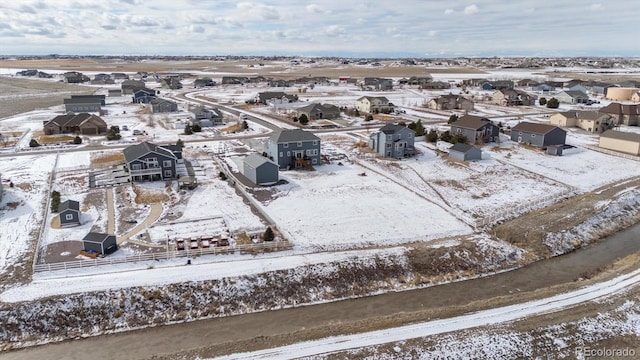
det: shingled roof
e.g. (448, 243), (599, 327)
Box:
(123, 141), (176, 164)
(600, 130), (640, 142)
(511, 122), (561, 135)
(269, 129), (320, 143)
(451, 115), (493, 130)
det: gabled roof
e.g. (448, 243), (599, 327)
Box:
(269, 129), (320, 143)
(449, 143), (477, 153)
(600, 130), (640, 142)
(599, 103), (640, 116)
(557, 110), (607, 121)
(150, 98), (177, 106)
(64, 97), (102, 105)
(83, 232), (113, 243)
(258, 92), (296, 102)
(244, 153), (278, 169)
(357, 96), (390, 103)
(123, 141), (177, 163)
(297, 103), (340, 113)
(59, 200), (80, 212)
(379, 123), (414, 135)
(559, 90), (589, 98)
(451, 115), (493, 130)
(44, 113), (106, 128)
(512, 122), (563, 135)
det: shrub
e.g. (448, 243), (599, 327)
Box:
(183, 125), (193, 135)
(546, 97), (560, 109)
(263, 226), (275, 242)
(29, 139), (40, 147)
(447, 114), (459, 124)
(298, 114), (309, 125)
(73, 136), (82, 144)
(192, 124), (202, 133)
(426, 129), (438, 143)
(365, 114), (374, 122)
(539, 97), (547, 106)
(50, 190), (61, 212)
(218, 171), (227, 181)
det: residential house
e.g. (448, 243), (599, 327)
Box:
(58, 200), (81, 227)
(510, 122), (566, 148)
(482, 80), (515, 91)
(150, 98), (178, 113)
(267, 129), (321, 169)
(193, 78), (215, 88)
(64, 95), (104, 113)
(599, 103), (640, 126)
(190, 106), (224, 127)
(83, 232), (117, 255)
(605, 88), (640, 101)
(63, 71), (89, 83)
(517, 79), (538, 87)
(421, 81), (451, 90)
(268, 79), (294, 87)
(531, 83), (556, 93)
(221, 76), (249, 85)
(564, 79), (585, 88)
(427, 94), (474, 111)
(599, 130), (640, 156)
(363, 77), (393, 90)
(491, 89), (536, 106)
(355, 96), (394, 114)
(296, 103), (341, 120)
(132, 88), (157, 104)
(43, 113), (108, 135)
(618, 80), (640, 88)
(554, 90), (590, 104)
(549, 110), (614, 133)
(108, 89), (122, 97)
(111, 72), (129, 80)
(406, 76), (433, 88)
(450, 115), (500, 144)
(583, 81), (615, 96)
(123, 141), (179, 182)
(448, 143), (482, 161)
(369, 124), (416, 159)
(161, 77), (182, 90)
(121, 80), (146, 94)
(257, 92), (298, 105)
(632, 92), (640, 102)
(242, 154), (279, 185)
(568, 84), (589, 94)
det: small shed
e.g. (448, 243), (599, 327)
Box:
(59, 200), (81, 227)
(448, 143), (482, 161)
(242, 154), (279, 185)
(83, 232), (118, 255)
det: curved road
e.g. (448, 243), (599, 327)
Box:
(3, 223), (640, 360)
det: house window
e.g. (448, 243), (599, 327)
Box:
(279, 152), (283, 157)
(164, 170), (172, 178)
(132, 164), (141, 170)
(313, 140), (318, 145)
(408, 133), (412, 138)
(283, 143), (288, 148)
(531, 134), (536, 138)
(287, 151), (290, 156)
(386, 143), (391, 148)
(65, 214), (73, 221)
(312, 158), (318, 164)
(297, 141), (302, 147)
(163, 160), (172, 167)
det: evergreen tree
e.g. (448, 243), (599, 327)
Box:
(298, 114), (309, 125)
(263, 226), (275, 242)
(414, 119), (425, 136)
(73, 136), (82, 144)
(29, 139), (40, 147)
(539, 97), (547, 106)
(546, 97), (560, 108)
(176, 138), (184, 147)
(192, 123), (202, 132)
(447, 114), (459, 124)
(426, 129), (438, 142)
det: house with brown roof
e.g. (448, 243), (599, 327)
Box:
(599, 130), (640, 156)
(43, 113), (108, 135)
(427, 94), (474, 111)
(296, 103), (341, 120)
(491, 89), (536, 106)
(549, 110), (614, 133)
(510, 122), (566, 148)
(450, 115), (500, 144)
(599, 103), (640, 126)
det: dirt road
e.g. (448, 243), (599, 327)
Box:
(3, 222), (640, 360)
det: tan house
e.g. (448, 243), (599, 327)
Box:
(599, 103), (640, 126)
(491, 89), (536, 106)
(296, 103), (341, 120)
(427, 94), (474, 111)
(549, 110), (614, 133)
(605, 87), (640, 101)
(599, 130), (640, 155)
(355, 96), (394, 114)
(43, 113), (108, 135)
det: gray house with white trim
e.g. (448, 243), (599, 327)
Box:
(267, 129), (321, 169)
(450, 115), (500, 144)
(59, 200), (81, 227)
(369, 124), (416, 158)
(123, 142), (179, 182)
(242, 154), (279, 185)
(510, 122), (566, 148)
(83, 232), (117, 255)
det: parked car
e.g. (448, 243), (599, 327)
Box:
(122, 125), (129, 131)
(132, 129), (142, 135)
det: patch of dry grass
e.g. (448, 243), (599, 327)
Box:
(352, 140), (369, 148)
(37, 134), (75, 144)
(91, 151), (125, 165)
(5, 201), (21, 209)
(221, 123), (242, 133)
(132, 185), (169, 204)
(15, 183), (33, 192)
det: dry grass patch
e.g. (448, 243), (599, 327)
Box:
(353, 140), (369, 148)
(221, 123), (242, 133)
(5, 201), (21, 209)
(234, 232), (253, 246)
(132, 185), (169, 204)
(490, 146), (512, 153)
(91, 151), (125, 165)
(37, 134), (75, 144)
(14, 183), (33, 192)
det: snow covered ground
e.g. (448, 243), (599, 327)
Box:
(213, 268), (640, 360)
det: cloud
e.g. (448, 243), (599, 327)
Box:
(590, 3), (602, 10)
(444, 9), (454, 15)
(306, 4), (323, 13)
(19, 5), (37, 14)
(464, 4), (479, 15)
(119, 0), (141, 4)
(428, 30), (437, 37)
(128, 16), (159, 27)
(189, 25), (205, 33)
(323, 25), (345, 37)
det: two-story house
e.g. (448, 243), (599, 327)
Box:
(450, 115), (500, 144)
(549, 110), (614, 133)
(123, 142), (179, 182)
(427, 94), (474, 111)
(491, 89), (536, 106)
(599, 103), (640, 126)
(150, 98), (178, 113)
(355, 96), (394, 114)
(267, 129), (321, 169)
(369, 124), (416, 158)
(190, 106), (224, 126)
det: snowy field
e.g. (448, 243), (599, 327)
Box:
(263, 163), (471, 250)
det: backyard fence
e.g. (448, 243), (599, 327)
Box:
(33, 240), (292, 272)
(582, 144), (640, 162)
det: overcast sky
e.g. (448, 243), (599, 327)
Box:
(0, 0), (637, 57)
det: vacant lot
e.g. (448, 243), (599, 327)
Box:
(0, 77), (94, 119)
